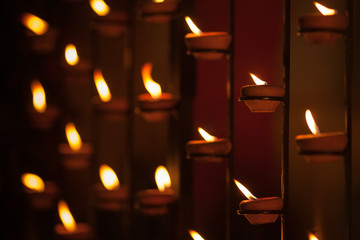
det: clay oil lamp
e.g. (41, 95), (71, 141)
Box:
(137, 62), (176, 121)
(63, 44), (91, 86)
(188, 229), (205, 240)
(136, 165), (175, 216)
(186, 127), (231, 162)
(94, 164), (128, 211)
(184, 16), (231, 60)
(58, 122), (93, 170)
(92, 69), (128, 120)
(298, 2), (349, 45)
(309, 233), (319, 240)
(21, 173), (58, 210)
(240, 73), (284, 113)
(141, 0), (179, 23)
(295, 109), (347, 163)
(234, 179), (283, 225)
(55, 200), (93, 240)
(27, 79), (60, 130)
(21, 13), (58, 54)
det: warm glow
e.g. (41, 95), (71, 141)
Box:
(65, 44), (79, 66)
(94, 69), (112, 102)
(58, 200), (77, 233)
(99, 164), (120, 190)
(305, 109), (320, 135)
(198, 127), (217, 142)
(250, 73), (267, 85)
(309, 233), (319, 240)
(31, 80), (47, 113)
(314, 2), (337, 16)
(185, 16), (202, 35)
(89, 0), (110, 16)
(141, 62), (162, 99)
(155, 165), (171, 192)
(21, 173), (45, 192)
(189, 229), (205, 240)
(153, 0), (164, 2)
(21, 13), (48, 35)
(65, 122), (83, 151)
(234, 179), (257, 200)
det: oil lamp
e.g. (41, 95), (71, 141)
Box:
(295, 109), (347, 162)
(184, 16), (231, 60)
(240, 73), (284, 112)
(63, 44), (91, 86)
(235, 179), (283, 225)
(188, 229), (205, 240)
(141, 0), (179, 23)
(298, 2), (349, 44)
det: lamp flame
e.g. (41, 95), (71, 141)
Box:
(65, 122), (83, 151)
(153, 0), (164, 2)
(155, 165), (171, 192)
(250, 73), (267, 85)
(234, 179), (257, 200)
(185, 16), (202, 35)
(90, 0), (110, 16)
(141, 62), (162, 99)
(94, 69), (112, 102)
(21, 173), (45, 192)
(314, 2), (337, 16)
(58, 200), (77, 233)
(31, 80), (47, 113)
(309, 233), (319, 240)
(189, 229), (205, 240)
(198, 127), (217, 142)
(21, 13), (48, 35)
(65, 44), (79, 66)
(100, 164), (120, 190)
(305, 109), (320, 135)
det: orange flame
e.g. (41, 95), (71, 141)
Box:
(185, 16), (202, 35)
(250, 73), (267, 85)
(65, 44), (79, 66)
(309, 233), (319, 240)
(141, 62), (162, 99)
(305, 109), (320, 135)
(198, 127), (217, 142)
(31, 80), (47, 113)
(188, 229), (205, 240)
(21, 13), (48, 35)
(90, 0), (110, 16)
(94, 69), (112, 102)
(21, 173), (45, 192)
(100, 164), (120, 190)
(58, 200), (77, 233)
(153, 0), (165, 2)
(234, 179), (257, 200)
(155, 165), (171, 192)
(314, 2), (337, 16)
(65, 122), (83, 151)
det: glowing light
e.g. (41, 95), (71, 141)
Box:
(58, 200), (77, 233)
(99, 164), (120, 190)
(31, 80), (47, 113)
(198, 127), (217, 142)
(188, 229), (205, 240)
(65, 122), (83, 151)
(21, 13), (48, 35)
(153, 0), (164, 2)
(141, 62), (162, 99)
(234, 179), (257, 200)
(309, 233), (319, 240)
(155, 165), (171, 192)
(21, 173), (45, 192)
(305, 109), (320, 135)
(314, 2), (337, 16)
(93, 69), (112, 102)
(250, 73), (267, 85)
(90, 0), (110, 16)
(185, 16), (202, 35)
(65, 44), (79, 66)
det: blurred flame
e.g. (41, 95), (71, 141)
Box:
(314, 2), (337, 16)
(153, 0), (164, 2)
(309, 233), (319, 240)
(58, 200), (77, 233)
(141, 62), (162, 99)
(21, 13), (48, 35)
(90, 0), (110, 16)
(99, 164), (120, 190)
(234, 179), (257, 200)
(94, 69), (112, 102)
(65, 44), (79, 66)
(198, 127), (217, 142)
(65, 122), (83, 151)
(305, 109), (320, 135)
(21, 173), (45, 192)
(189, 229), (205, 240)
(250, 73), (267, 85)
(185, 16), (202, 35)
(155, 165), (171, 192)
(31, 80), (47, 113)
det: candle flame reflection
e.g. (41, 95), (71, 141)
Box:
(21, 173), (45, 192)
(100, 164), (120, 190)
(234, 179), (257, 200)
(141, 62), (162, 99)
(198, 127), (217, 142)
(31, 80), (47, 113)
(309, 233), (319, 240)
(305, 109), (320, 135)
(155, 165), (171, 192)
(90, 0), (110, 16)
(314, 2), (337, 16)
(58, 200), (77, 233)
(188, 229), (205, 240)
(65, 122), (83, 151)
(250, 73), (267, 85)
(22, 13), (48, 35)
(185, 16), (202, 35)
(65, 44), (79, 66)
(94, 69), (112, 102)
